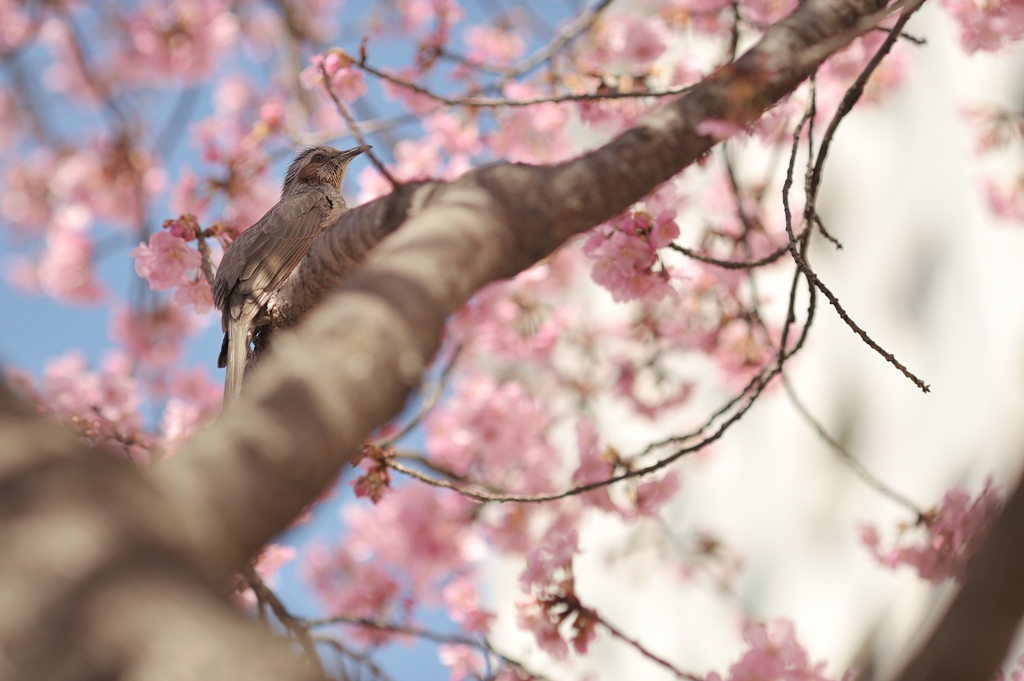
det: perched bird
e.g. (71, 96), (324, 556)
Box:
(213, 144), (369, 403)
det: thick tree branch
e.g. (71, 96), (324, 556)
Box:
(153, 0), (905, 578)
(0, 380), (314, 681)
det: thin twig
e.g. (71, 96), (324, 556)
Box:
(378, 344), (463, 447)
(499, 0), (616, 82)
(668, 240), (793, 269)
(787, 5), (930, 393)
(596, 613), (703, 681)
(319, 63), (399, 187)
(356, 59), (696, 108)
(315, 637), (396, 681)
(242, 565), (326, 677)
(308, 616), (548, 681)
(782, 375), (924, 517)
(195, 232), (216, 287)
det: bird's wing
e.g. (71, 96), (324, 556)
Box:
(214, 190), (331, 314)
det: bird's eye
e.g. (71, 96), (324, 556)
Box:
(312, 153), (325, 163)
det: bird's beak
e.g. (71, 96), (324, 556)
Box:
(335, 145), (371, 162)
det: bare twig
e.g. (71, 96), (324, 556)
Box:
(242, 565), (326, 677)
(355, 59), (696, 108)
(500, 0), (616, 82)
(319, 63), (399, 187)
(596, 613), (703, 681)
(307, 616), (547, 680)
(782, 375), (924, 516)
(790, 3), (931, 393)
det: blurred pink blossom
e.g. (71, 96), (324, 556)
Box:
(131, 230), (202, 291)
(706, 619), (838, 681)
(583, 209), (679, 303)
(862, 480), (1004, 583)
(943, 0), (1024, 52)
(443, 576), (495, 633)
(438, 644), (485, 681)
(426, 374), (557, 493)
(464, 25), (526, 65)
(583, 13), (669, 74)
(115, 0), (239, 82)
(35, 229), (105, 303)
(110, 304), (199, 366)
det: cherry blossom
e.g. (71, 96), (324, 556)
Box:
(438, 644), (485, 681)
(464, 25), (526, 65)
(426, 374), (558, 492)
(943, 0), (1024, 52)
(132, 230), (203, 292)
(861, 480), (1005, 583)
(706, 619), (841, 681)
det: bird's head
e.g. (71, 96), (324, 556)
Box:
(283, 144), (370, 192)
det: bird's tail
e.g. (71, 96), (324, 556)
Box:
(224, 320), (250, 406)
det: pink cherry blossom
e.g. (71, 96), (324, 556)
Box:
(426, 374), (558, 492)
(488, 83), (572, 164)
(443, 576), (495, 632)
(253, 544), (297, 585)
(381, 68), (442, 116)
(160, 367), (222, 455)
(634, 472), (681, 517)
(114, 0), (239, 82)
(582, 210), (679, 303)
(132, 230), (203, 291)
(26, 350), (152, 461)
(305, 544), (404, 624)
(571, 418), (618, 512)
(425, 111), (483, 156)
(862, 480), (1004, 583)
(943, 0), (1024, 52)
(985, 177), (1024, 221)
(464, 25), (526, 65)
(33, 229), (105, 303)
(173, 276), (214, 314)
(110, 303), (199, 367)
(344, 484), (475, 588)
(438, 644), (485, 681)
(583, 13), (669, 74)
(447, 280), (568, 362)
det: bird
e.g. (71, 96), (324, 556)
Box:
(213, 144), (369, 404)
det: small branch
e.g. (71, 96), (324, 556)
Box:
(242, 565), (326, 677)
(319, 63), (399, 188)
(377, 344), (463, 447)
(307, 616), (547, 681)
(196, 232), (217, 287)
(315, 637), (396, 681)
(499, 0), (616, 82)
(595, 612), (703, 681)
(668, 240), (793, 269)
(871, 26), (927, 43)
(356, 60), (696, 108)
(785, 6), (931, 393)
(783, 375), (924, 517)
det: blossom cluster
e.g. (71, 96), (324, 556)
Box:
(707, 619), (850, 681)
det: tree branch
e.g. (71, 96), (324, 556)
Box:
(153, 0), (907, 579)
